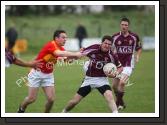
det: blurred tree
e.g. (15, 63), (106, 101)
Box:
(5, 5), (154, 16)
(53, 5), (63, 15)
(62, 5), (76, 14)
(14, 5), (30, 16)
(104, 5), (138, 11)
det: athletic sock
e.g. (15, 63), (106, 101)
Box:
(113, 110), (118, 113)
(114, 90), (119, 106)
(117, 91), (125, 107)
(62, 109), (67, 113)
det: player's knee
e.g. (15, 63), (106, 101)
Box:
(104, 91), (114, 101)
(47, 96), (55, 103)
(27, 96), (37, 103)
(119, 80), (126, 87)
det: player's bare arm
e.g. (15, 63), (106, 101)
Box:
(135, 48), (142, 63)
(13, 58), (43, 69)
(53, 50), (83, 59)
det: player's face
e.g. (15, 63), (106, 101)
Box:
(56, 33), (67, 46)
(101, 39), (112, 52)
(120, 21), (129, 33)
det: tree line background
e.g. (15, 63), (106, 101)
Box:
(6, 5), (154, 16)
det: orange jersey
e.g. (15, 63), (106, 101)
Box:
(36, 40), (65, 73)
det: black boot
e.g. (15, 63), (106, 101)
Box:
(17, 106), (25, 113)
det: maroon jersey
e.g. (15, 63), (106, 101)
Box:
(111, 31), (142, 67)
(81, 44), (121, 77)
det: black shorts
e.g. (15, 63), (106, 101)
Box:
(77, 85), (111, 97)
(77, 85), (91, 97)
(97, 85), (112, 95)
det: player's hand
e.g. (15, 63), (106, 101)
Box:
(80, 47), (85, 52)
(57, 57), (68, 61)
(105, 66), (123, 78)
(104, 71), (116, 78)
(29, 59), (44, 69)
(116, 66), (123, 75)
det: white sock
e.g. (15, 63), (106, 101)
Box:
(62, 109), (67, 113)
(113, 110), (118, 113)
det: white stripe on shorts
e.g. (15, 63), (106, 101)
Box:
(81, 76), (110, 88)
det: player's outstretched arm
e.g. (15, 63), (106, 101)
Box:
(14, 58), (43, 68)
(53, 50), (83, 59)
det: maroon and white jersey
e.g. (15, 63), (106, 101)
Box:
(111, 31), (142, 67)
(81, 44), (121, 77)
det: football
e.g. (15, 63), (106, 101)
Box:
(103, 63), (117, 75)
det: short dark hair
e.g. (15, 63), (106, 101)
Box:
(53, 30), (66, 40)
(102, 35), (112, 42)
(121, 17), (130, 24)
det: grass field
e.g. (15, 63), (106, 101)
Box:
(5, 50), (155, 113)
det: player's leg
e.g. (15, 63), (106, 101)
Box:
(112, 78), (119, 90)
(117, 73), (129, 110)
(116, 67), (132, 110)
(111, 78), (120, 105)
(62, 93), (83, 113)
(97, 85), (118, 113)
(62, 85), (91, 113)
(18, 87), (39, 113)
(112, 77), (124, 107)
(42, 86), (55, 113)
(118, 74), (129, 92)
(41, 72), (55, 113)
(17, 69), (41, 113)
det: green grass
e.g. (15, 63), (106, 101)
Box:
(5, 50), (155, 113)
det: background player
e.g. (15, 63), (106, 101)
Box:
(111, 17), (142, 110)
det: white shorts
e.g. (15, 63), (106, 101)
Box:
(121, 67), (133, 76)
(81, 76), (110, 88)
(27, 69), (54, 87)
(116, 67), (133, 83)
